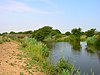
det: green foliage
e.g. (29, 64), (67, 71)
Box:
(19, 38), (50, 74)
(20, 72), (24, 75)
(51, 58), (81, 75)
(40, 58), (81, 75)
(20, 38), (49, 61)
(44, 36), (55, 42)
(95, 35), (100, 46)
(87, 35), (100, 46)
(17, 32), (23, 34)
(50, 29), (61, 36)
(19, 38), (81, 75)
(80, 35), (87, 41)
(71, 28), (82, 36)
(32, 26), (53, 41)
(31, 27), (98, 43)
(86, 45), (100, 53)
(0, 36), (12, 44)
(87, 36), (96, 45)
(56, 58), (73, 73)
(23, 30), (33, 34)
(32, 30), (38, 37)
(71, 28), (82, 41)
(96, 32), (100, 36)
(71, 41), (81, 51)
(18, 37), (95, 75)
(10, 31), (16, 34)
(85, 28), (96, 37)
(55, 34), (65, 39)
(69, 35), (78, 42)
(32, 26), (62, 41)
(0, 37), (3, 44)
(65, 31), (71, 36)
(0, 33), (2, 36)
(2, 32), (8, 35)
(55, 36), (69, 42)
(41, 26), (52, 35)
(34, 30), (45, 41)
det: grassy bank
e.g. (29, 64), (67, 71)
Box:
(17, 37), (95, 75)
(18, 38), (79, 75)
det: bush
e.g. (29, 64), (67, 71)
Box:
(20, 38), (49, 61)
(80, 35), (87, 41)
(65, 31), (71, 36)
(0, 37), (3, 44)
(87, 35), (100, 46)
(56, 58), (73, 74)
(0, 36), (11, 44)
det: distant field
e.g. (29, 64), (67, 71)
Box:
(6, 34), (32, 38)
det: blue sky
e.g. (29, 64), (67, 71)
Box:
(0, 0), (100, 33)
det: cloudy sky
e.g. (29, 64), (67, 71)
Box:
(0, 0), (100, 33)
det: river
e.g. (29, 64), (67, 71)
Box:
(48, 42), (100, 75)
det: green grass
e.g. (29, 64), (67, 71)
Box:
(87, 35), (100, 46)
(18, 37), (94, 75)
(20, 72), (24, 75)
(0, 36), (12, 44)
(18, 38), (49, 74)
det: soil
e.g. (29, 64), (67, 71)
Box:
(0, 41), (43, 75)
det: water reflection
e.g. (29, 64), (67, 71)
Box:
(86, 45), (100, 61)
(49, 42), (100, 75)
(86, 45), (100, 53)
(97, 52), (100, 61)
(70, 41), (81, 52)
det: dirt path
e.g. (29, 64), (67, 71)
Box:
(0, 41), (43, 75)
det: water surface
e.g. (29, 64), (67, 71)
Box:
(49, 42), (100, 75)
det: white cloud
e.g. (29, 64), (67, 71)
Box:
(0, 0), (63, 14)
(0, 0), (33, 13)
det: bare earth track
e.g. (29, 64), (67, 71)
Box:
(0, 41), (43, 75)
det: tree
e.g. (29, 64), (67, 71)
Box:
(17, 32), (23, 34)
(32, 30), (38, 37)
(10, 31), (16, 34)
(85, 28), (96, 37)
(32, 26), (53, 41)
(23, 30), (33, 34)
(71, 28), (82, 41)
(71, 28), (81, 36)
(50, 29), (61, 36)
(34, 31), (45, 41)
(65, 31), (71, 36)
(40, 26), (52, 37)
(0, 33), (2, 35)
(2, 32), (8, 35)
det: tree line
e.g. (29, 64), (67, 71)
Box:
(0, 26), (100, 42)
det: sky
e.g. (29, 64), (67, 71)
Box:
(0, 0), (100, 33)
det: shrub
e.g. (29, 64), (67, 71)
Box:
(0, 36), (3, 44)
(0, 36), (11, 44)
(20, 38), (49, 61)
(45, 58), (81, 75)
(87, 35), (100, 46)
(65, 31), (71, 36)
(80, 35), (87, 41)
